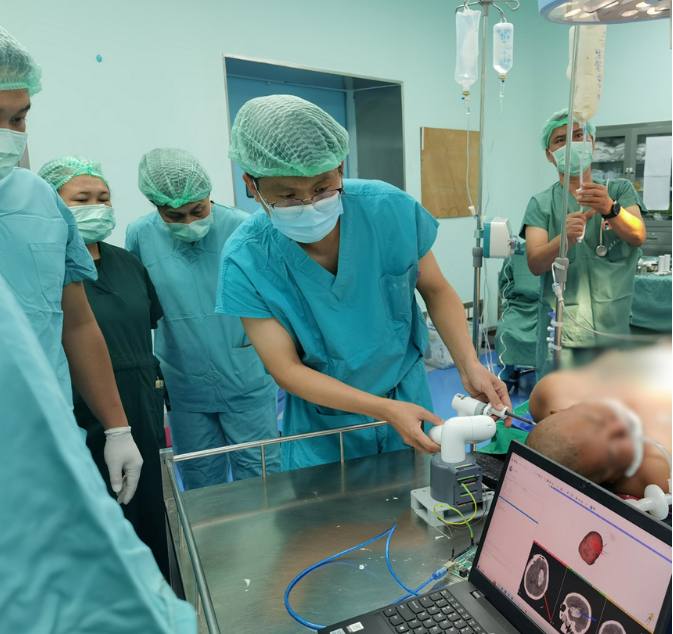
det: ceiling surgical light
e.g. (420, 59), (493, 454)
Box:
(539, 0), (670, 22)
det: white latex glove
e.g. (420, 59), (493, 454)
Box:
(103, 426), (143, 505)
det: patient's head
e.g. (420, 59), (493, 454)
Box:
(527, 401), (636, 484)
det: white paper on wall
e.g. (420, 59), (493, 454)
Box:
(643, 136), (672, 211)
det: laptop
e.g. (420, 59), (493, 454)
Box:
(320, 441), (672, 634)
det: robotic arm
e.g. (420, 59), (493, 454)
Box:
(429, 416), (496, 464)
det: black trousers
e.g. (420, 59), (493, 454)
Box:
(74, 364), (169, 581)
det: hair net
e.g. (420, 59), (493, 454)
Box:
(0, 26), (41, 96)
(138, 148), (212, 208)
(541, 109), (596, 150)
(229, 95), (350, 178)
(38, 156), (108, 191)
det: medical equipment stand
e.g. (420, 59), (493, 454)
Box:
(549, 27), (581, 370)
(470, 0), (490, 350)
(462, 0), (521, 351)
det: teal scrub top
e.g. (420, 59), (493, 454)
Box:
(216, 179), (438, 465)
(495, 247), (539, 368)
(0, 273), (196, 633)
(0, 168), (96, 404)
(521, 178), (642, 360)
(126, 203), (275, 413)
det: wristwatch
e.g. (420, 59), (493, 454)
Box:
(604, 200), (621, 219)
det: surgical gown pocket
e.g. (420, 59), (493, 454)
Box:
(605, 235), (632, 262)
(380, 266), (414, 330)
(229, 345), (268, 392)
(30, 242), (66, 309)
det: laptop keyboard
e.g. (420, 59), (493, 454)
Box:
(380, 588), (485, 634)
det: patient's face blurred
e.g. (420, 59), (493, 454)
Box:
(539, 402), (636, 483)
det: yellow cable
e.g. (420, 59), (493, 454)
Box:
(461, 482), (479, 523)
(433, 483), (479, 541)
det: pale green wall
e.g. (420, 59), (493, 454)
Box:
(3, 1), (670, 320)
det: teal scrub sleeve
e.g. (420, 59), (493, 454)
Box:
(55, 194), (97, 285)
(215, 258), (273, 318)
(612, 179), (644, 212)
(520, 196), (548, 237)
(125, 223), (140, 258)
(414, 202), (439, 259)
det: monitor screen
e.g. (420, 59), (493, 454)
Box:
(475, 451), (672, 633)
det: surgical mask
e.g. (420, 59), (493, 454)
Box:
(0, 128), (27, 181)
(69, 204), (116, 244)
(552, 141), (593, 176)
(269, 192), (343, 244)
(165, 213), (213, 242)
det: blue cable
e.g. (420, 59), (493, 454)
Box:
(284, 525), (394, 631)
(395, 567), (449, 604)
(385, 523), (422, 595)
(284, 523), (449, 631)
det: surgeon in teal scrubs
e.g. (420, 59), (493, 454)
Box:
(523, 109), (647, 376)
(0, 272), (196, 633)
(127, 148), (279, 488)
(0, 26), (143, 503)
(217, 95), (511, 470)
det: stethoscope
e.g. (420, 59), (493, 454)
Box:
(596, 220), (608, 257)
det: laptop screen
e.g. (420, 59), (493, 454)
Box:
(475, 450), (672, 633)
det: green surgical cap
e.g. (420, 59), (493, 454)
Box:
(138, 148), (212, 208)
(0, 26), (41, 96)
(541, 109), (596, 150)
(229, 95), (350, 178)
(38, 156), (108, 191)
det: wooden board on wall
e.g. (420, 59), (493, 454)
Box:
(421, 127), (479, 218)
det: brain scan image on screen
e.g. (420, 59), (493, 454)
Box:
(578, 531), (604, 566)
(598, 621), (626, 634)
(523, 553), (549, 600)
(559, 593), (592, 634)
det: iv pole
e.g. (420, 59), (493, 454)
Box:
(462, 0), (519, 351)
(470, 0), (489, 350)
(549, 29), (581, 369)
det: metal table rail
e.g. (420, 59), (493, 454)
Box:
(170, 419), (391, 477)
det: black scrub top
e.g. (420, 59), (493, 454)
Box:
(84, 241), (163, 371)
(72, 241), (169, 579)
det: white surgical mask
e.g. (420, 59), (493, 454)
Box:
(69, 204), (116, 244)
(0, 128), (27, 181)
(552, 141), (593, 176)
(165, 213), (213, 242)
(269, 192), (344, 244)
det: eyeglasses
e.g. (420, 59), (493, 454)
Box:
(253, 180), (343, 210)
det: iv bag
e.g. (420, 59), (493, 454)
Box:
(493, 22), (514, 77)
(566, 25), (606, 123)
(455, 7), (480, 93)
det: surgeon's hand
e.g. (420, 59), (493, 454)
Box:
(384, 401), (443, 453)
(459, 361), (513, 427)
(566, 210), (595, 246)
(576, 183), (613, 216)
(103, 426), (143, 505)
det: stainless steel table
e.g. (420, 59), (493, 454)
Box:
(164, 448), (481, 633)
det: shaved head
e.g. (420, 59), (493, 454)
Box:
(527, 401), (636, 484)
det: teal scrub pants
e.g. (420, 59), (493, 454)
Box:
(170, 400), (280, 488)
